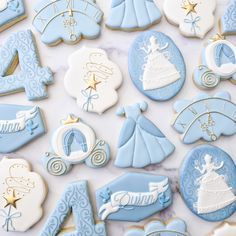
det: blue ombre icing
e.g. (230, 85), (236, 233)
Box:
(41, 181), (106, 236)
(115, 101), (175, 168)
(129, 31), (186, 101)
(0, 104), (45, 153)
(0, 30), (53, 100)
(221, 0), (236, 35)
(106, 0), (162, 31)
(96, 172), (172, 221)
(33, 0), (103, 45)
(172, 91), (236, 144)
(180, 145), (236, 222)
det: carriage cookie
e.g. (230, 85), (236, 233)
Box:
(193, 34), (236, 89)
(42, 115), (110, 176)
(179, 145), (236, 222)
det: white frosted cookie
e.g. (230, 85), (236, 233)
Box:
(210, 222), (236, 236)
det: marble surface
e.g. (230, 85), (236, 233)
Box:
(0, 0), (235, 235)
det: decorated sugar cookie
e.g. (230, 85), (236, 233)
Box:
(129, 31), (186, 101)
(124, 218), (189, 236)
(96, 172), (172, 221)
(221, 0), (236, 35)
(194, 34), (236, 89)
(0, 0), (26, 32)
(163, 0), (216, 38)
(106, 0), (162, 31)
(172, 91), (236, 144)
(42, 115), (110, 176)
(41, 181), (106, 236)
(210, 222), (236, 236)
(0, 105), (46, 153)
(0, 157), (47, 232)
(64, 47), (123, 114)
(33, 0), (103, 45)
(0, 30), (53, 101)
(115, 101), (175, 168)
(179, 145), (236, 222)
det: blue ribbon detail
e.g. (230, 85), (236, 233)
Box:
(184, 16), (201, 34)
(158, 192), (170, 207)
(26, 120), (39, 135)
(99, 188), (112, 203)
(0, 208), (21, 231)
(82, 89), (99, 111)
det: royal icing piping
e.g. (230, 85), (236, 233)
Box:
(211, 222), (236, 236)
(64, 47), (123, 114)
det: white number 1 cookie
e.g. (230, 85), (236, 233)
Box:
(164, 0), (216, 38)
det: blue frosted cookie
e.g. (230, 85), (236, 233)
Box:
(129, 31), (186, 101)
(179, 144), (236, 222)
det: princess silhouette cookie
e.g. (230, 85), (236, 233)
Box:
(115, 102), (175, 168)
(179, 145), (236, 221)
(194, 34), (236, 89)
(129, 31), (186, 101)
(164, 0), (216, 38)
(42, 115), (110, 176)
(106, 0), (162, 31)
(33, 0), (103, 45)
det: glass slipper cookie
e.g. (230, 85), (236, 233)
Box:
(33, 0), (103, 46)
(115, 101), (175, 168)
(0, 157), (47, 232)
(106, 0), (162, 31)
(210, 222), (236, 236)
(124, 218), (190, 236)
(64, 47), (123, 114)
(129, 31), (186, 101)
(41, 181), (106, 236)
(0, 30), (53, 101)
(0, 104), (46, 153)
(96, 172), (172, 222)
(42, 115), (110, 176)
(163, 0), (216, 39)
(193, 34), (236, 89)
(179, 144), (236, 222)
(172, 91), (236, 144)
(0, 0), (26, 32)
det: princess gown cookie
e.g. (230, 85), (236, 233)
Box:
(106, 0), (162, 31)
(124, 218), (189, 236)
(0, 104), (46, 153)
(42, 115), (110, 176)
(164, 0), (216, 38)
(0, 0), (26, 32)
(194, 34), (236, 89)
(129, 31), (186, 101)
(115, 102), (175, 168)
(33, 0), (103, 45)
(41, 181), (106, 236)
(210, 222), (236, 236)
(96, 172), (172, 221)
(0, 30), (53, 101)
(172, 91), (236, 144)
(64, 47), (123, 114)
(0, 157), (47, 232)
(179, 145), (236, 222)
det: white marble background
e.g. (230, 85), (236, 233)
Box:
(0, 0), (235, 235)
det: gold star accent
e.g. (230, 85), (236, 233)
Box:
(62, 115), (80, 125)
(182, 0), (198, 15)
(211, 33), (226, 42)
(85, 74), (101, 91)
(3, 191), (21, 209)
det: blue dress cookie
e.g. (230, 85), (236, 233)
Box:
(129, 31), (186, 101)
(115, 101), (175, 168)
(106, 0), (162, 31)
(33, 0), (103, 45)
(179, 144), (236, 222)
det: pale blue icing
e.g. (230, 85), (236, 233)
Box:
(124, 219), (188, 236)
(172, 91), (236, 144)
(129, 31), (186, 101)
(115, 101), (175, 168)
(179, 144), (236, 222)
(0, 30), (53, 100)
(41, 181), (106, 236)
(33, 0), (103, 45)
(106, 0), (162, 31)
(96, 172), (172, 221)
(0, 104), (45, 153)
(0, 0), (25, 30)
(214, 43), (236, 66)
(221, 0), (236, 35)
